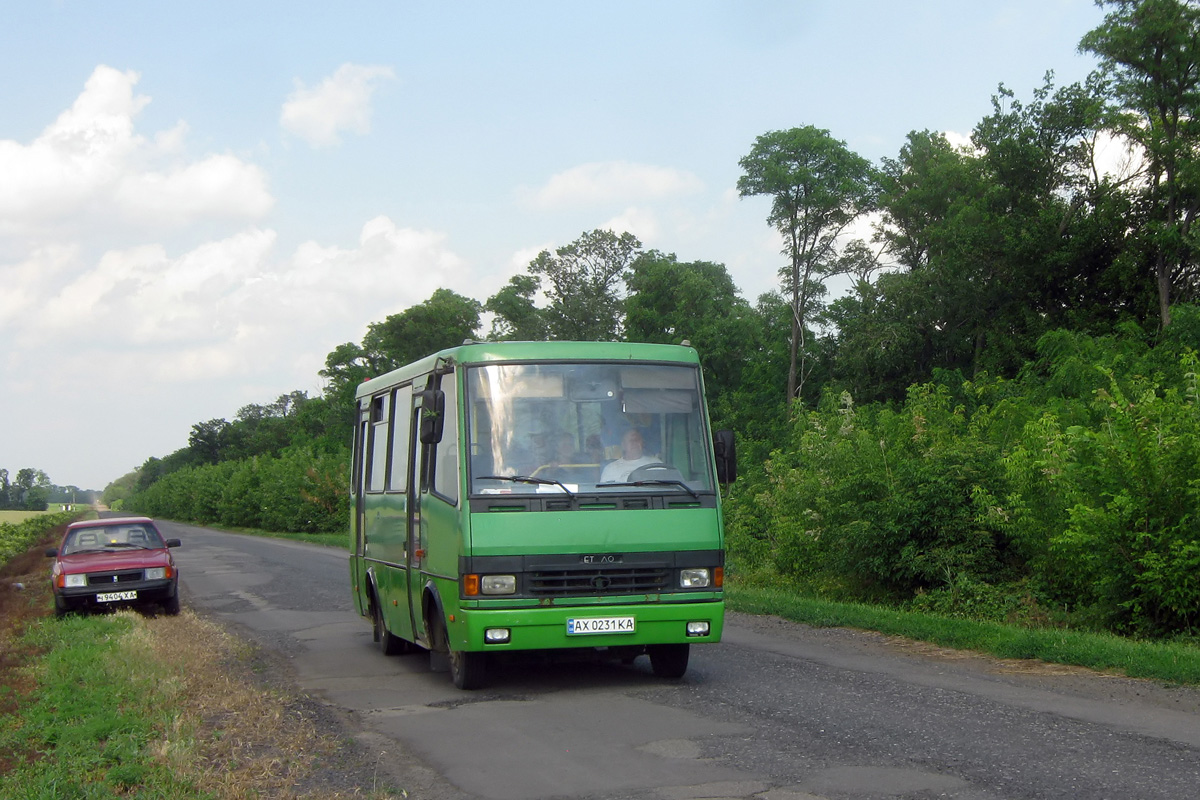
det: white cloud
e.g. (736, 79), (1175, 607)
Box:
(1092, 129), (1146, 184)
(524, 161), (704, 208)
(0, 65), (272, 238)
(280, 64), (396, 148)
(30, 229), (277, 351)
(943, 130), (975, 151)
(113, 154), (272, 226)
(0, 244), (79, 325)
(601, 207), (661, 242)
(14, 217), (471, 386)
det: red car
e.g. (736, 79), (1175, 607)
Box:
(46, 516), (182, 616)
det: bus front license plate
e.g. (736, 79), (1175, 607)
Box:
(97, 590), (138, 602)
(567, 616), (635, 635)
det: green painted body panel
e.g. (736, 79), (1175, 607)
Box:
(467, 507), (723, 556)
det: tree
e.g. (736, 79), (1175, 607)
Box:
(738, 126), (878, 403)
(876, 130), (978, 271)
(485, 274), (549, 341)
(527, 229), (641, 341)
(362, 288), (482, 370)
(319, 341), (373, 408)
(12, 467), (51, 511)
(837, 77), (1127, 401)
(1080, 0), (1200, 327)
(189, 419), (232, 465)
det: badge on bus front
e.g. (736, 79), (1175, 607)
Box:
(580, 554), (623, 564)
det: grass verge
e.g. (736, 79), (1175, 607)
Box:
(0, 609), (402, 799)
(0, 530), (401, 799)
(727, 582), (1200, 685)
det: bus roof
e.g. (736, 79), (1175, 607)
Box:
(355, 340), (701, 399)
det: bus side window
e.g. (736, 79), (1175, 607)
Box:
(432, 375), (459, 503)
(367, 393), (390, 492)
(388, 385), (413, 492)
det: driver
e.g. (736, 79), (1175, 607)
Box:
(600, 428), (658, 482)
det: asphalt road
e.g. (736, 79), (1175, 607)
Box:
(164, 520), (1200, 800)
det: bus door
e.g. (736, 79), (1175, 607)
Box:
(408, 370), (455, 648)
(406, 380), (437, 647)
(350, 402), (370, 616)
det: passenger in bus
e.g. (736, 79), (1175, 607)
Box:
(599, 429), (659, 482)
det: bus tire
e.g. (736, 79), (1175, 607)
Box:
(430, 613), (486, 689)
(449, 647), (487, 690)
(647, 643), (690, 678)
(373, 596), (409, 655)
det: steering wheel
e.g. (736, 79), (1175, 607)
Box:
(627, 462), (683, 481)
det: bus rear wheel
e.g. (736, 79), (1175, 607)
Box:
(647, 643), (690, 678)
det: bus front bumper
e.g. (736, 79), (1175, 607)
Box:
(448, 599), (724, 652)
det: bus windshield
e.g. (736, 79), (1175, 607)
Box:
(467, 362), (715, 496)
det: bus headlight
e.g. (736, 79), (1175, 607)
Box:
(679, 568), (710, 588)
(481, 575), (517, 595)
(686, 621), (711, 636)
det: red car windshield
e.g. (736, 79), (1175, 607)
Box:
(62, 524), (164, 554)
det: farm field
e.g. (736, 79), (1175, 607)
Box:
(0, 510), (45, 524)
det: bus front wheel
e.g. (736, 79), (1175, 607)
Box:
(647, 643), (690, 678)
(449, 646), (487, 690)
(430, 614), (487, 689)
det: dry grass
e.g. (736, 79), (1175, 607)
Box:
(141, 609), (381, 799)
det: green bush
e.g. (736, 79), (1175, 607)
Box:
(726, 328), (1200, 639)
(127, 446), (349, 535)
(0, 511), (77, 565)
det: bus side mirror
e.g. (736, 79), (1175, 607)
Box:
(713, 429), (737, 484)
(419, 389), (445, 444)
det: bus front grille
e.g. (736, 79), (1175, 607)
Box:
(529, 567), (669, 596)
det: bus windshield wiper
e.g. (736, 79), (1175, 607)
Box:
(603, 479), (700, 499)
(476, 475), (576, 499)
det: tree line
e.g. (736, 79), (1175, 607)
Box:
(121, 0), (1200, 637)
(0, 468), (97, 511)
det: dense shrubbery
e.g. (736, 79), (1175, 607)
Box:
(726, 324), (1200, 637)
(127, 445), (349, 534)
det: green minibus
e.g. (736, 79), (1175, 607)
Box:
(349, 340), (735, 688)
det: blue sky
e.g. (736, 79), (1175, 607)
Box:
(1, 1), (1107, 490)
